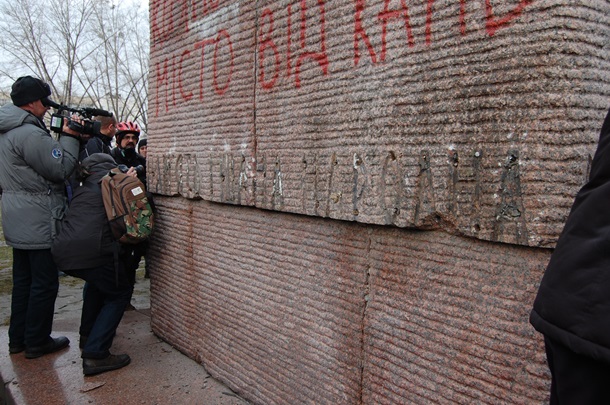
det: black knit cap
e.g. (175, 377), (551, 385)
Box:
(10, 76), (52, 106)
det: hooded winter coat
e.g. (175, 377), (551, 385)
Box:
(531, 107), (610, 363)
(0, 103), (80, 249)
(51, 154), (118, 271)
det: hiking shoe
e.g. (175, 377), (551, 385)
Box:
(25, 336), (70, 359)
(83, 354), (131, 376)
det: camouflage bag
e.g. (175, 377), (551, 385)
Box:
(99, 168), (154, 244)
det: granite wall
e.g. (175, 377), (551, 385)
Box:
(147, 0), (610, 403)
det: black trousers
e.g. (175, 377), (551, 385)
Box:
(9, 249), (59, 348)
(545, 336), (610, 404)
(121, 243), (147, 284)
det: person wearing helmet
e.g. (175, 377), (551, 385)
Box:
(110, 121), (146, 185)
(110, 120), (149, 288)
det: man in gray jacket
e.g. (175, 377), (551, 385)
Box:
(0, 76), (84, 358)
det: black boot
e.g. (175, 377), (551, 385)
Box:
(8, 343), (25, 354)
(83, 353), (131, 376)
(25, 336), (70, 359)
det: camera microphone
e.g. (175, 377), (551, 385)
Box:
(82, 107), (113, 117)
(43, 99), (112, 118)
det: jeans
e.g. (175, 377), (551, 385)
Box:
(71, 260), (133, 359)
(9, 248), (59, 348)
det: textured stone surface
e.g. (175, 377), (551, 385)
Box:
(146, 1), (610, 404)
(150, 197), (368, 404)
(148, 0), (610, 247)
(364, 227), (549, 404)
(148, 197), (551, 404)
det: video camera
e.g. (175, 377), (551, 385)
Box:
(44, 98), (112, 137)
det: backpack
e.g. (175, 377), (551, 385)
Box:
(99, 168), (154, 244)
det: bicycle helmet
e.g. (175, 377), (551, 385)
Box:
(115, 121), (141, 144)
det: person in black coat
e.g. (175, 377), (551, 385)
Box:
(51, 153), (132, 376)
(531, 106), (610, 403)
(110, 121), (146, 185)
(79, 115), (117, 160)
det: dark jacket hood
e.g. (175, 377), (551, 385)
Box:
(81, 153), (117, 174)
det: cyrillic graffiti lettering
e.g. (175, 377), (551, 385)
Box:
(152, 0), (533, 114)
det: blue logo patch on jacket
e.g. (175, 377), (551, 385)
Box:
(52, 148), (63, 159)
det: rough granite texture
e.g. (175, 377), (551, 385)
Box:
(149, 197), (549, 404)
(147, 1), (610, 404)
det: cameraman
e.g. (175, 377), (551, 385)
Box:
(80, 115), (117, 159)
(0, 75), (86, 358)
(61, 114), (118, 202)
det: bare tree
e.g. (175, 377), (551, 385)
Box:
(88, 1), (149, 130)
(0, 0), (149, 131)
(0, 0), (57, 91)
